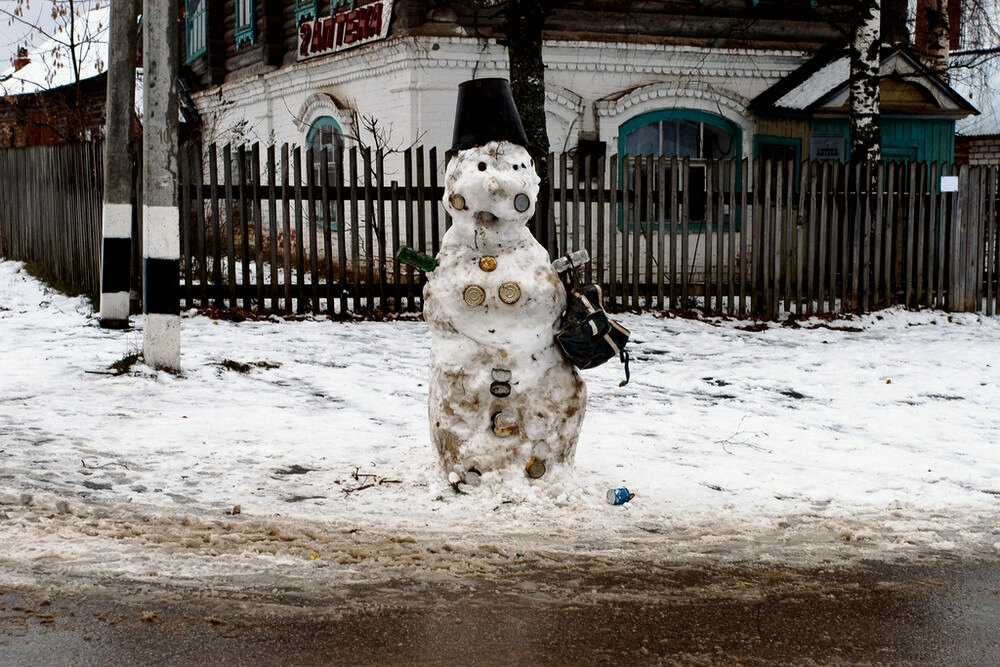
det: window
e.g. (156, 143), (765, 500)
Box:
(619, 110), (741, 225)
(295, 0), (318, 24)
(185, 0), (207, 62)
(235, 0), (255, 49)
(306, 116), (345, 230)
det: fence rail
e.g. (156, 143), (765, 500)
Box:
(178, 143), (1000, 318)
(0, 142), (104, 300)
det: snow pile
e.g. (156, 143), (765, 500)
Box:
(1, 258), (998, 588)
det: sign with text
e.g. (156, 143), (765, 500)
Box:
(298, 0), (393, 61)
(809, 132), (846, 162)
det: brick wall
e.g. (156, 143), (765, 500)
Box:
(0, 73), (107, 148)
(967, 136), (1000, 166)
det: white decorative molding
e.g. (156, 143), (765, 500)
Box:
(295, 92), (356, 140)
(546, 85), (584, 116)
(596, 81), (752, 121)
(596, 82), (755, 155)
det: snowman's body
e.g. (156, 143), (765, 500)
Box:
(423, 141), (587, 477)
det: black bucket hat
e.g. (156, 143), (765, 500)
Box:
(451, 78), (529, 152)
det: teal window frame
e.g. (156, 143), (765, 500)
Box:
(617, 109), (743, 232)
(235, 0), (255, 49)
(295, 0), (318, 23)
(306, 117), (345, 231)
(184, 0), (207, 63)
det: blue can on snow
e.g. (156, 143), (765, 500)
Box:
(607, 487), (634, 505)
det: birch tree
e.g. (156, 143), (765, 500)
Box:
(850, 0), (882, 162)
(923, 0), (952, 73)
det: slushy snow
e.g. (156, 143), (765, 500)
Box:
(1, 257), (998, 590)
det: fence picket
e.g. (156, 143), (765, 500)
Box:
(644, 155), (654, 307)
(266, 145), (279, 311)
(670, 156), (679, 310)
(925, 162), (939, 308)
(404, 148), (416, 310)
(251, 145), (265, 309)
(335, 147), (348, 315)
(293, 147), (306, 314)
(415, 147), (427, 308)
(656, 156), (666, 309)
(705, 160), (715, 314)
(321, 147), (335, 315)
(280, 145), (292, 312)
(986, 166), (997, 315)
(429, 147), (441, 259)
(680, 157), (691, 309)
(585, 153), (595, 286)
(596, 155), (606, 292)
(390, 180), (402, 310)
(349, 147), (361, 314)
(860, 161), (872, 312)
(914, 161), (927, 307)
(179, 145), (192, 309)
(376, 150), (387, 310)
(363, 147), (376, 311)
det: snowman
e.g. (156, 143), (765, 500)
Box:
(423, 78), (587, 481)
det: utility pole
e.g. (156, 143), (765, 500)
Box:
(98, 0), (139, 329)
(142, 0), (181, 370)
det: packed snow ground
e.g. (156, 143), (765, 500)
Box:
(1, 258), (998, 591)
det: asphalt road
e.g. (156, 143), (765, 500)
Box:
(1, 556), (998, 666)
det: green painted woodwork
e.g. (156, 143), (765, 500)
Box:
(808, 118), (955, 165)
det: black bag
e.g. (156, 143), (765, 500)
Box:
(556, 282), (631, 386)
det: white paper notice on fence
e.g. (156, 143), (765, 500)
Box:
(940, 176), (959, 192)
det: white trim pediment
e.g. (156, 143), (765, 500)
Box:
(596, 81), (752, 122)
(295, 92), (356, 138)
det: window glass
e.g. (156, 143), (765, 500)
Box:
(621, 112), (740, 225)
(625, 122), (658, 156)
(235, 0), (255, 48)
(306, 117), (344, 229)
(185, 0), (207, 62)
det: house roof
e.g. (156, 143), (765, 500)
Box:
(750, 45), (979, 120)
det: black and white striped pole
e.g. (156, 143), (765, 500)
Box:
(141, 0), (181, 370)
(98, 0), (138, 329)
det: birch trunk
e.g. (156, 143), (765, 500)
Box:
(850, 0), (882, 163)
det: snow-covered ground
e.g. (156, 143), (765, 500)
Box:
(1, 258), (998, 591)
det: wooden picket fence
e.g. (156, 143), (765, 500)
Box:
(179, 142), (1000, 318)
(1, 140), (996, 319)
(0, 141), (104, 300)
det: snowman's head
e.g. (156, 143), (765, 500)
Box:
(443, 141), (540, 228)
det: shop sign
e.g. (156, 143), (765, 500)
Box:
(298, 0), (393, 61)
(809, 132), (846, 162)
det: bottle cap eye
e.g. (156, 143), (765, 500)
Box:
(513, 193), (530, 212)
